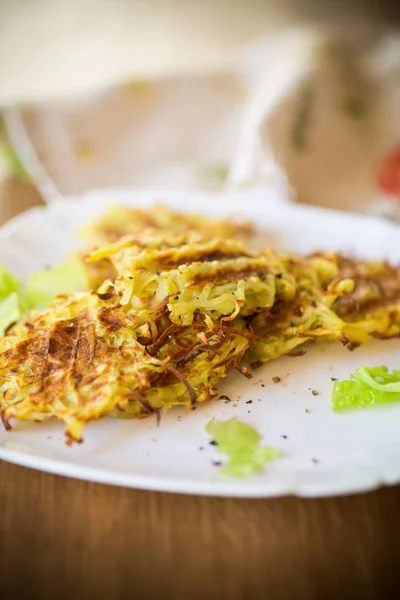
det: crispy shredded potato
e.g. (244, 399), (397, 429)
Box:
(80, 203), (254, 246)
(87, 233), (295, 326)
(333, 256), (400, 347)
(0, 292), (250, 443)
(82, 204), (254, 289)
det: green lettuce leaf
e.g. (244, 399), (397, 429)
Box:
(0, 292), (21, 337)
(0, 257), (89, 338)
(0, 265), (21, 302)
(0, 266), (25, 337)
(332, 366), (400, 411)
(205, 417), (280, 477)
(25, 256), (88, 309)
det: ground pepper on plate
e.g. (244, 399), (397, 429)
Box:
(219, 395), (230, 402)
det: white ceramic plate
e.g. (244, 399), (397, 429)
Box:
(1, 188), (400, 498)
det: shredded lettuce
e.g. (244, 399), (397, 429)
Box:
(206, 417), (280, 477)
(332, 366), (400, 411)
(25, 256), (88, 309)
(0, 292), (21, 337)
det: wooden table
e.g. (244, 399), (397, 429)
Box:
(1, 179), (400, 600)
(1, 460), (400, 600)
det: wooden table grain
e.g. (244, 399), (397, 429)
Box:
(1, 180), (400, 600)
(1, 460), (400, 600)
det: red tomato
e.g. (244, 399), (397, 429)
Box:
(377, 146), (400, 197)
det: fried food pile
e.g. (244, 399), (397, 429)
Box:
(1, 204), (399, 443)
(81, 204), (254, 289)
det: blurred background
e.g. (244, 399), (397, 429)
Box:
(1, 0), (400, 221)
(1, 0), (395, 103)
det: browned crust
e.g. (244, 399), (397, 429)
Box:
(191, 267), (269, 287)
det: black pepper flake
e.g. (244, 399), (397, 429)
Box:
(212, 461), (223, 467)
(246, 400), (253, 404)
(331, 377), (337, 381)
(311, 390), (319, 396)
(209, 440), (218, 446)
(275, 273), (283, 279)
(281, 435), (288, 439)
(272, 376), (281, 384)
(219, 395), (230, 402)
(247, 410), (251, 413)
(199, 447), (204, 451)
(305, 408), (310, 413)
(312, 458), (320, 464)
(261, 383), (265, 388)
(128, 276), (133, 280)
(174, 296), (179, 300)
(310, 300), (317, 307)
